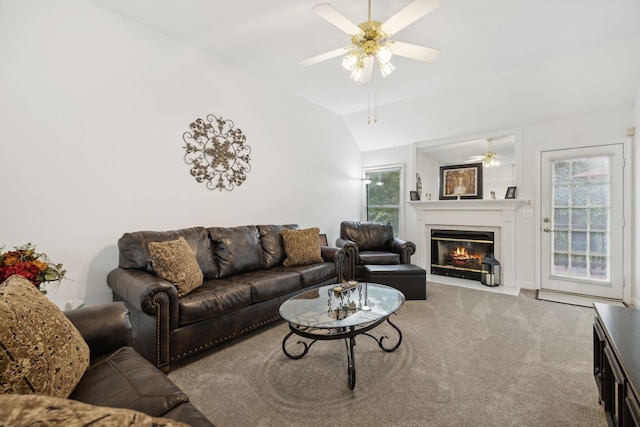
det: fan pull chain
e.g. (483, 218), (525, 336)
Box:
(368, 77), (372, 124)
(367, 62), (378, 124)
(374, 69), (378, 123)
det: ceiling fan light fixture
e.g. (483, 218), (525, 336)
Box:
(379, 61), (395, 78)
(375, 45), (393, 64)
(483, 158), (500, 168)
(349, 63), (365, 82)
(481, 140), (500, 167)
(342, 51), (360, 71)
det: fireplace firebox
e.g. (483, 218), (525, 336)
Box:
(431, 229), (495, 281)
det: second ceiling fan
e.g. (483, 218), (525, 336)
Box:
(301, 0), (442, 83)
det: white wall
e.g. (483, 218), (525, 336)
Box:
(364, 108), (634, 296)
(633, 82), (640, 307)
(0, 0), (361, 304)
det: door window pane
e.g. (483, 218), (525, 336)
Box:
(554, 185), (570, 206)
(571, 209), (588, 230)
(551, 156), (611, 282)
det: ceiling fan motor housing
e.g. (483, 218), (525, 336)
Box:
(353, 21), (388, 56)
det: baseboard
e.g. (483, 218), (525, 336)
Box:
(429, 275), (520, 296)
(536, 289), (625, 308)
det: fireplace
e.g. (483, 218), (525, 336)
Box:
(431, 229), (495, 281)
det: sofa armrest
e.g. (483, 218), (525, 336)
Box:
(320, 245), (340, 261)
(65, 302), (132, 362)
(335, 238), (358, 280)
(321, 246), (346, 282)
(107, 268), (179, 325)
(388, 238), (416, 264)
(107, 268), (180, 369)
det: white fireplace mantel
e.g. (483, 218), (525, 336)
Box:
(408, 199), (525, 294)
(407, 199), (524, 211)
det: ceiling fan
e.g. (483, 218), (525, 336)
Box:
(300, 0), (441, 83)
(466, 139), (502, 167)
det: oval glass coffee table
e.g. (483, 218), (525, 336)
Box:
(279, 282), (405, 389)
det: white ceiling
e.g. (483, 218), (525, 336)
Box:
(89, 0), (640, 151)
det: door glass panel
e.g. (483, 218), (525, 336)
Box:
(551, 156), (611, 282)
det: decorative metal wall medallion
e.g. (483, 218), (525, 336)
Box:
(183, 115), (251, 191)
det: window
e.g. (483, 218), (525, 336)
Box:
(364, 167), (402, 237)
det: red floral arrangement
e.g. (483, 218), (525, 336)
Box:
(0, 243), (66, 292)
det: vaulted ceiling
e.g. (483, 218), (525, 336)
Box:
(90, 0), (640, 151)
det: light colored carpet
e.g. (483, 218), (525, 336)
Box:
(168, 283), (607, 427)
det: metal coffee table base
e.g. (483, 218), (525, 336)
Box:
(281, 316), (402, 390)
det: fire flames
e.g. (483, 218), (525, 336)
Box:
(451, 247), (481, 268)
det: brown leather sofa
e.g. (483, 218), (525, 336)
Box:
(107, 224), (344, 371)
(336, 221), (416, 280)
(65, 302), (214, 426)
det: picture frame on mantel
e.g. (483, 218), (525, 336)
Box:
(505, 186), (517, 199)
(439, 163), (483, 200)
(409, 191), (420, 201)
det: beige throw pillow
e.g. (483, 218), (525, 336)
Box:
(281, 227), (323, 267)
(149, 237), (203, 297)
(0, 394), (190, 427)
(0, 274), (90, 398)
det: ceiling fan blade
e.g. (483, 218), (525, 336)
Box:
(382, 0), (442, 35)
(312, 3), (362, 35)
(300, 46), (350, 67)
(390, 41), (440, 62)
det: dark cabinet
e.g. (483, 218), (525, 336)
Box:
(594, 303), (640, 427)
(594, 320), (606, 401)
(625, 389), (640, 427)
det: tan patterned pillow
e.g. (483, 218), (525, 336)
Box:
(0, 394), (189, 427)
(0, 275), (90, 398)
(281, 227), (323, 267)
(149, 237), (203, 297)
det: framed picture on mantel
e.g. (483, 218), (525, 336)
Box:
(439, 163), (483, 200)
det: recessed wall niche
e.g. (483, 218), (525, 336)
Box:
(413, 130), (521, 200)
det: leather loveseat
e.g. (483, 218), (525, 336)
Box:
(0, 275), (213, 427)
(107, 224), (344, 371)
(336, 221), (416, 280)
(66, 302), (214, 426)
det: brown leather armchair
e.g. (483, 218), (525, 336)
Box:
(335, 221), (416, 280)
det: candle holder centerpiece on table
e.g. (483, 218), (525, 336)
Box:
(327, 281), (363, 320)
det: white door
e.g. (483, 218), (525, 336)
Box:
(540, 144), (624, 300)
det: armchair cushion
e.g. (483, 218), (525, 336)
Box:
(281, 227), (323, 267)
(149, 237), (203, 297)
(359, 251), (400, 265)
(0, 275), (90, 398)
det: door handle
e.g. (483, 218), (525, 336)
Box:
(543, 227), (554, 233)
